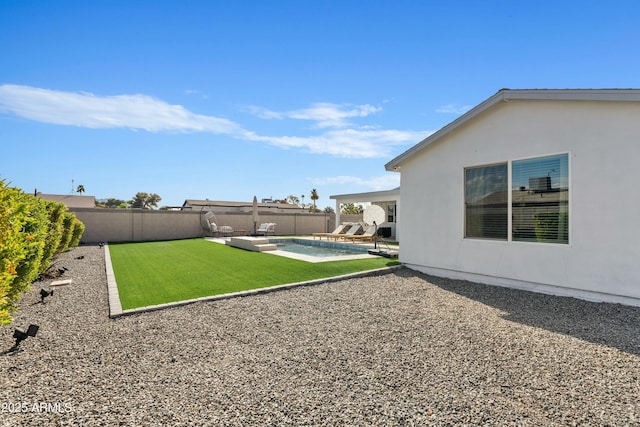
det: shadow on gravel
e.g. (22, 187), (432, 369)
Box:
(406, 270), (640, 356)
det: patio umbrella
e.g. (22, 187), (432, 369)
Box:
(252, 196), (259, 235)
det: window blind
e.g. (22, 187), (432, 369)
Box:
(512, 154), (569, 243)
(464, 163), (508, 239)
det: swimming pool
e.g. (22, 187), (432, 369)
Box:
(268, 238), (370, 261)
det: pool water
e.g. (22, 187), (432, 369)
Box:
(272, 239), (368, 258)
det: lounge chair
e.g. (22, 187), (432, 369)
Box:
(218, 225), (234, 237)
(312, 223), (351, 240)
(256, 223), (276, 236)
(204, 221), (233, 237)
(337, 223), (363, 241)
(348, 225), (378, 243)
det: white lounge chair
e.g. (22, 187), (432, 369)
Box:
(219, 225), (234, 237)
(348, 225), (378, 243)
(312, 223), (351, 240)
(256, 223), (276, 236)
(337, 223), (363, 241)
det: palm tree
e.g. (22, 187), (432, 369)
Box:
(76, 184), (85, 195)
(310, 188), (319, 212)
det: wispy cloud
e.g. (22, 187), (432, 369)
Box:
(311, 174), (400, 191)
(251, 128), (427, 158)
(0, 84), (427, 159)
(436, 103), (472, 115)
(184, 89), (208, 99)
(0, 84), (242, 134)
(247, 102), (382, 128)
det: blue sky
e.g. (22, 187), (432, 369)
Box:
(1, 1), (639, 209)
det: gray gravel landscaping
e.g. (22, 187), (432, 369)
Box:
(1, 243), (639, 426)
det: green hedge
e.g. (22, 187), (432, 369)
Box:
(0, 180), (85, 324)
(69, 219), (85, 248)
(57, 212), (76, 254)
(41, 201), (66, 271)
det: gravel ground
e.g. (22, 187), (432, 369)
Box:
(1, 243), (639, 426)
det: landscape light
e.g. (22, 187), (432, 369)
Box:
(40, 288), (54, 304)
(4, 324), (39, 355)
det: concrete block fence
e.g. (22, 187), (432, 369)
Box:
(70, 207), (363, 243)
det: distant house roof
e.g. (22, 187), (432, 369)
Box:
(385, 88), (640, 172)
(37, 193), (96, 208)
(182, 199), (305, 212)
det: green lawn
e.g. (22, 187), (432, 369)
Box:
(109, 239), (398, 309)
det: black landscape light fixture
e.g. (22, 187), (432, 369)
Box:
(4, 324), (39, 355)
(40, 288), (54, 304)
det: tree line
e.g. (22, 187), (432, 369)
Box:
(94, 189), (362, 214)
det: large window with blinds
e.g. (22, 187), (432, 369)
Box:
(512, 154), (569, 244)
(464, 163), (508, 239)
(464, 153), (569, 244)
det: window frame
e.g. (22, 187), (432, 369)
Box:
(464, 152), (570, 245)
(463, 161), (509, 241)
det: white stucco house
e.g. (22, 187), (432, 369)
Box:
(386, 88), (640, 306)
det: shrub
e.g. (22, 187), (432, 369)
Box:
(57, 212), (76, 253)
(0, 181), (85, 324)
(8, 194), (48, 305)
(40, 200), (66, 271)
(69, 217), (85, 248)
(0, 182), (26, 324)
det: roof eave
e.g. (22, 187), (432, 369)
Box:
(384, 88), (640, 172)
(330, 187), (400, 200)
(385, 90), (507, 171)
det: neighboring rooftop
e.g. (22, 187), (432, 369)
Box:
(182, 199), (306, 213)
(36, 192), (96, 208)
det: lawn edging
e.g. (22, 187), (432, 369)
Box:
(105, 243), (404, 318)
(104, 244), (123, 316)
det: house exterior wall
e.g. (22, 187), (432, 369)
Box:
(372, 202), (398, 239)
(399, 99), (640, 305)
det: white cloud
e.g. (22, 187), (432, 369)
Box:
(247, 102), (382, 128)
(0, 84), (241, 134)
(311, 174), (400, 191)
(251, 128), (427, 158)
(436, 103), (472, 115)
(243, 105), (283, 120)
(0, 84), (428, 159)
(184, 89), (208, 99)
